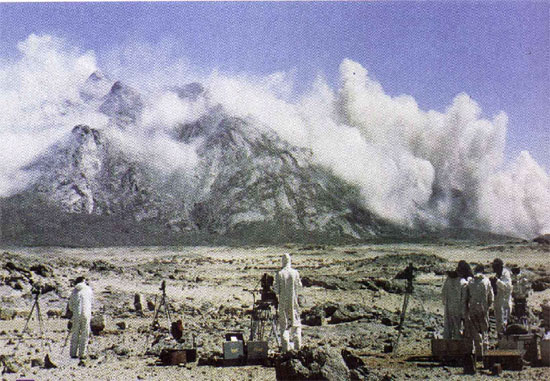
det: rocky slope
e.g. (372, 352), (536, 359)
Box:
(1, 73), (405, 245)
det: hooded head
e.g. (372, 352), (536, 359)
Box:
(282, 253), (291, 269)
(456, 260), (474, 280)
(492, 258), (504, 277)
(73, 276), (85, 286)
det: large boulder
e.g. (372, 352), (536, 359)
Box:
(91, 314), (106, 335)
(329, 304), (374, 325)
(275, 346), (350, 381)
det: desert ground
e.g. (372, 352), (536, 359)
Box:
(1, 242), (550, 380)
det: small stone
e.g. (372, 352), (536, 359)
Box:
(134, 293), (144, 313)
(44, 353), (57, 369)
(116, 321), (127, 330)
(91, 314), (106, 335)
(31, 357), (44, 368)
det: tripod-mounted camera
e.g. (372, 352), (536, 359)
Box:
(151, 280), (172, 329)
(247, 273), (281, 347)
(392, 263), (415, 355)
(15, 282), (50, 352)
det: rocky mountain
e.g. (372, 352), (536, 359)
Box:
(0, 73), (513, 246)
(0, 73), (408, 246)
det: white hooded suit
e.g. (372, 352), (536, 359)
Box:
(494, 268), (512, 335)
(274, 253), (302, 352)
(465, 273), (493, 356)
(442, 274), (464, 339)
(69, 280), (93, 359)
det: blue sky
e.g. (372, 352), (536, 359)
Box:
(0, 1), (548, 169)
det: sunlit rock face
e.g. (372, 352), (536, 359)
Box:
(18, 77), (387, 242)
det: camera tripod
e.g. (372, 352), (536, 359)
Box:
(15, 287), (49, 352)
(249, 301), (281, 346)
(145, 280), (173, 349)
(248, 274), (281, 347)
(392, 263), (415, 356)
(151, 280), (172, 329)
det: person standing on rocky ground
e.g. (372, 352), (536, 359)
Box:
(442, 270), (463, 339)
(465, 264), (494, 358)
(511, 266), (531, 324)
(68, 276), (93, 359)
(491, 258), (513, 337)
(456, 261), (474, 338)
(274, 253), (302, 352)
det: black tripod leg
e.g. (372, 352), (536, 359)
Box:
(164, 297), (172, 324)
(35, 299), (45, 350)
(21, 299), (37, 335)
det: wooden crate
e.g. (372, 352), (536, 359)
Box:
(431, 339), (473, 359)
(483, 349), (524, 370)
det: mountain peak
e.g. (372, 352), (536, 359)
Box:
(99, 81), (144, 126)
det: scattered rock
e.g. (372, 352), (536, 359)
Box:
(47, 309), (64, 318)
(0, 354), (24, 374)
(341, 348), (366, 369)
(0, 308), (16, 321)
(301, 306), (326, 326)
(532, 277), (550, 292)
(147, 300), (156, 311)
(30, 264), (54, 277)
(113, 345), (130, 357)
(91, 314), (106, 335)
(134, 293), (145, 314)
(275, 346), (350, 381)
(31, 357), (44, 368)
(43, 354), (57, 369)
(329, 304), (373, 324)
(371, 279), (407, 294)
(116, 321), (127, 330)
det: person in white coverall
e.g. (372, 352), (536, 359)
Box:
(465, 265), (494, 357)
(511, 266), (531, 323)
(274, 253), (302, 352)
(442, 270), (464, 339)
(491, 258), (512, 337)
(68, 276), (93, 359)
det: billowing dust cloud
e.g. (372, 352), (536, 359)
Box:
(1, 34), (548, 239)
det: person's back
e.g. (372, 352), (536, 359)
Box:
(68, 277), (93, 359)
(274, 253), (302, 352)
(70, 282), (93, 319)
(466, 267), (493, 357)
(468, 274), (492, 314)
(442, 271), (463, 339)
(276, 266), (300, 326)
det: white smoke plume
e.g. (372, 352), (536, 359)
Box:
(1, 35), (548, 239)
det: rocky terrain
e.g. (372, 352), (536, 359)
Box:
(1, 241), (550, 380)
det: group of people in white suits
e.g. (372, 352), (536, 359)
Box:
(442, 257), (528, 357)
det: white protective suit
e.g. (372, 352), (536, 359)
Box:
(465, 273), (494, 357)
(442, 274), (466, 339)
(512, 271), (531, 299)
(494, 268), (513, 335)
(512, 270), (531, 321)
(69, 280), (93, 359)
(274, 253), (302, 352)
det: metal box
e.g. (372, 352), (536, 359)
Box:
(159, 348), (197, 365)
(247, 341), (268, 360)
(483, 349), (524, 370)
(431, 339), (473, 358)
(223, 341), (245, 360)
